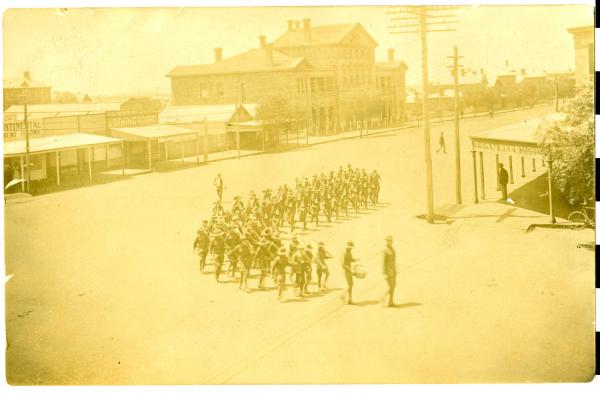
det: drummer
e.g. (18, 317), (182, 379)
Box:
(342, 241), (358, 305)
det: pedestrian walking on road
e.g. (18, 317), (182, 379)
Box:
(342, 241), (357, 305)
(382, 235), (397, 307)
(213, 173), (225, 202)
(436, 132), (446, 154)
(498, 163), (509, 201)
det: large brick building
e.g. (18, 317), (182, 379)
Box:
(567, 25), (594, 87)
(3, 71), (52, 111)
(166, 19), (407, 135)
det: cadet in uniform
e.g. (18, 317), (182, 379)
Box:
(193, 220), (210, 273)
(272, 247), (289, 301)
(382, 235), (397, 307)
(210, 228), (226, 282)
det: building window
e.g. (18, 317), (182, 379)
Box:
(216, 83), (224, 100)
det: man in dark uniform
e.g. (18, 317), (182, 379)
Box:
(382, 235), (397, 307)
(272, 247), (289, 301)
(210, 228), (226, 282)
(342, 241), (357, 305)
(436, 131), (446, 153)
(291, 244), (306, 297)
(498, 163), (509, 201)
(193, 220), (210, 273)
(254, 237), (271, 290)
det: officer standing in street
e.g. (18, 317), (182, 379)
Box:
(382, 235), (397, 307)
(213, 173), (225, 202)
(342, 241), (357, 305)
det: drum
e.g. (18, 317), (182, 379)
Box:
(352, 264), (367, 279)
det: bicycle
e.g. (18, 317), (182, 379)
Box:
(567, 201), (595, 229)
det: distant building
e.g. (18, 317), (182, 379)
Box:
(3, 71), (52, 110)
(166, 19), (407, 134)
(567, 25), (594, 87)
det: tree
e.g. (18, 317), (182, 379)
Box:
(256, 95), (297, 149)
(540, 84), (594, 204)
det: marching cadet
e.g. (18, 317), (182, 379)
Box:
(225, 224), (241, 277)
(254, 237), (271, 290)
(272, 247), (289, 301)
(210, 228), (226, 282)
(316, 241), (332, 290)
(231, 235), (254, 292)
(342, 241), (358, 305)
(291, 244), (306, 297)
(193, 220), (211, 273)
(382, 235), (397, 307)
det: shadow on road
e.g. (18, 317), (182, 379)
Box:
(389, 302), (422, 310)
(507, 173), (573, 220)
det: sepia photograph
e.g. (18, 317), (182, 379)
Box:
(1, 1), (596, 385)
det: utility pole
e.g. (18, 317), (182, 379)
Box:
(447, 45), (463, 204)
(553, 74), (559, 112)
(20, 93), (31, 193)
(388, 5), (458, 223)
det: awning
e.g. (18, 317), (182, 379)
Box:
(3, 132), (122, 158)
(111, 124), (198, 142)
(470, 113), (565, 156)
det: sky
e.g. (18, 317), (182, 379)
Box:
(2, 5), (594, 96)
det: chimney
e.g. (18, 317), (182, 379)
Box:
(259, 35), (266, 49)
(303, 19), (311, 42)
(265, 44), (274, 67)
(287, 20), (294, 31)
(214, 47), (223, 63)
(505, 59), (509, 67)
(387, 49), (395, 62)
(23, 70), (31, 80)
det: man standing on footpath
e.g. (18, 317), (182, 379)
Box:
(382, 235), (397, 307)
(436, 131), (446, 154)
(498, 163), (509, 201)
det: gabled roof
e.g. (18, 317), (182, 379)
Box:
(4, 77), (51, 89)
(375, 61), (408, 71)
(166, 48), (307, 77)
(272, 23), (378, 48)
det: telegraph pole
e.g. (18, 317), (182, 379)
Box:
(20, 93), (31, 193)
(553, 74), (559, 112)
(447, 45), (463, 204)
(388, 5), (458, 223)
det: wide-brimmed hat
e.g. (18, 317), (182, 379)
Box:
(278, 247), (287, 255)
(385, 235), (393, 241)
(346, 241), (354, 248)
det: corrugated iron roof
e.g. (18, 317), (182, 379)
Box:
(3, 133), (121, 157)
(159, 104), (256, 123)
(111, 124), (198, 141)
(166, 48), (306, 77)
(470, 113), (566, 146)
(4, 103), (122, 121)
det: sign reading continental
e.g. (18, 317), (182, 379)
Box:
(3, 120), (43, 140)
